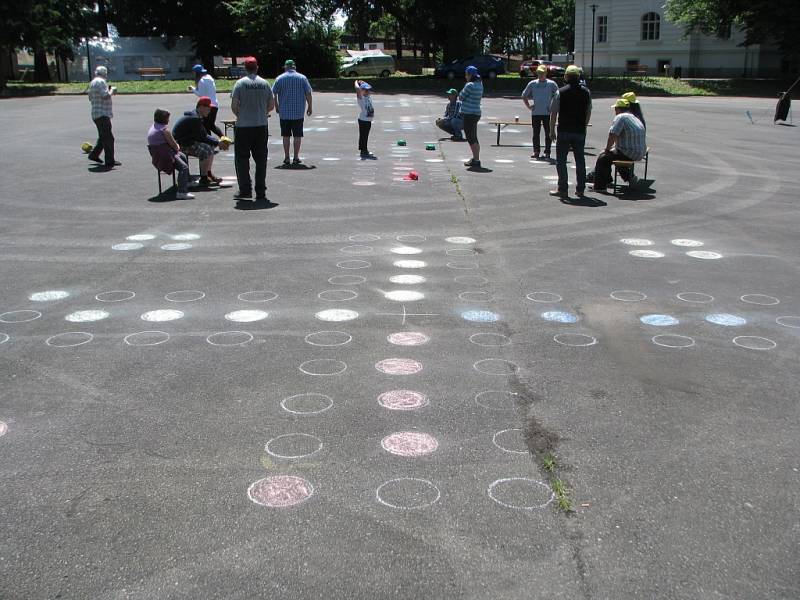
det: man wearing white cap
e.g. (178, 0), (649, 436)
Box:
(86, 66), (121, 169)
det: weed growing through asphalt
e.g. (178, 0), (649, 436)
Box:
(551, 478), (573, 512)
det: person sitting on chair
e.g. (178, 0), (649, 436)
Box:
(147, 109), (194, 199)
(435, 88), (464, 140)
(172, 96), (221, 187)
(589, 98), (646, 193)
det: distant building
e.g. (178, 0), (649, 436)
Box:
(573, 0), (781, 77)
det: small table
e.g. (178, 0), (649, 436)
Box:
(487, 120), (531, 146)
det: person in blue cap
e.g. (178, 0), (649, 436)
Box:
(188, 63), (222, 136)
(355, 80), (376, 159)
(459, 65), (483, 168)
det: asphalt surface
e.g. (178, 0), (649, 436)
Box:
(0, 90), (798, 599)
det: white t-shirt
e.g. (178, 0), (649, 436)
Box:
(193, 74), (218, 107)
(357, 95), (374, 121)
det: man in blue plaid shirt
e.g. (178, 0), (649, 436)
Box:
(271, 59), (313, 166)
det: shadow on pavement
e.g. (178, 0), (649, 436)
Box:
(274, 164), (316, 170)
(561, 195), (607, 208)
(235, 198), (278, 210)
(467, 166), (493, 173)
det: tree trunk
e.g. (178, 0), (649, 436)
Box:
(422, 38), (430, 67)
(0, 48), (10, 92)
(34, 48), (51, 83)
(97, 0), (109, 37)
(395, 27), (403, 59)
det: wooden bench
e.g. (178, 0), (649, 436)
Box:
(612, 147), (650, 196)
(221, 119), (236, 138)
(487, 120), (531, 146)
(137, 67), (166, 80)
(625, 65), (648, 77)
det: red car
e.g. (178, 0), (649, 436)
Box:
(520, 60), (566, 78)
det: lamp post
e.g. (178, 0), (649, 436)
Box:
(590, 3), (597, 81)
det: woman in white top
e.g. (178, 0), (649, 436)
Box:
(355, 80), (376, 159)
(189, 64), (223, 136)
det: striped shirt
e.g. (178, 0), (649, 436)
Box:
(88, 77), (113, 119)
(231, 75), (273, 127)
(271, 69), (312, 120)
(459, 80), (483, 115)
(610, 113), (647, 160)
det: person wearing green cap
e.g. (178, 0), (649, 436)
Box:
(589, 98), (647, 192)
(271, 59), (313, 166)
(435, 89), (464, 141)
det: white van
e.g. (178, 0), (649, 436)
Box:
(339, 54), (395, 78)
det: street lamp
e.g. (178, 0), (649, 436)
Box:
(590, 3), (597, 81)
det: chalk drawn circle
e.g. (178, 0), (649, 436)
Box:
(391, 246), (423, 255)
(462, 310), (500, 323)
(640, 314), (679, 327)
(474, 359), (519, 376)
(455, 275), (489, 286)
(381, 432), (439, 457)
(488, 478), (555, 510)
(652, 334), (695, 348)
(492, 429), (528, 454)
(389, 274), (425, 285)
(671, 239), (704, 247)
(376, 478), (440, 510)
(161, 243), (192, 251)
(318, 289), (358, 302)
(0, 333), (8, 345)
(300, 359), (347, 376)
(396, 235), (426, 243)
(687, 250), (722, 260)
(165, 290), (205, 303)
(328, 275), (366, 286)
(316, 309), (359, 322)
(376, 358), (423, 375)
(393, 260), (427, 269)
(349, 234), (380, 242)
(124, 331), (170, 346)
(337, 260), (372, 270)
(339, 245), (374, 255)
(445, 236), (476, 244)
(265, 433), (323, 460)
(305, 331), (352, 347)
(610, 290), (647, 302)
(387, 332), (430, 346)
(447, 261), (479, 270)
(741, 294), (779, 306)
(469, 333), (511, 347)
(459, 291), (493, 302)
(0, 310), (41, 323)
(248, 476), (314, 508)
(65, 310), (109, 323)
(96, 290), (135, 303)
(378, 390), (429, 411)
(620, 238), (654, 246)
(46, 332), (93, 347)
(526, 292), (562, 303)
(171, 233), (200, 241)
(541, 311), (579, 323)
(206, 331), (253, 346)
(446, 248), (477, 257)
(629, 250), (665, 258)
(112, 242), (143, 251)
(141, 309), (183, 322)
(385, 290), (424, 302)
(29, 291), (69, 302)
(677, 292), (714, 303)
(225, 310), (268, 323)
(281, 393), (334, 415)
(426, 158), (443, 163)
(237, 291), (278, 303)
(732, 336), (776, 351)
(705, 313), (746, 326)
(776, 316), (800, 329)
(554, 333), (598, 347)
(126, 234), (155, 241)
(0, 421), (6, 437)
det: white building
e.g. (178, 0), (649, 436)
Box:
(573, 0), (782, 77)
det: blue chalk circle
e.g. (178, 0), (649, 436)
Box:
(462, 310), (500, 323)
(541, 311), (579, 323)
(640, 314), (679, 327)
(705, 313), (747, 326)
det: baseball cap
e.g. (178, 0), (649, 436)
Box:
(465, 65), (479, 76)
(243, 56), (258, 68)
(565, 65), (581, 76)
(197, 96), (212, 107)
(536, 65), (547, 73)
(446, 88), (458, 94)
(284, 59), (296, 68)
(359, 82), (372, 90)
(622, 92), (639, 104)
(192, 64), (207, 74)
(613, 98), (631, 109)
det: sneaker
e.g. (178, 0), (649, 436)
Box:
(207, 173), (223, 184)
(531, 153), (539, 159)
(175, 192), (195, 199)
(235, 189), (252, 198)
(283, 157), (291, 166)
(292, 157), (301, 165)
(549, 189), (568, 197)
(464, 159), (481, 167)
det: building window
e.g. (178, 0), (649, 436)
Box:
(597, 16), (608, 43)
(641, 12), (661, 41)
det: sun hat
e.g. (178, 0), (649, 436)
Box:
(536, 65), (547, 73)
(197, 96), (213, 107)
(284, 59), (296, 68)
(613, 98), (631, 109)
(622, 92), (639, 104)
(565, 65), (581, 76)
(192, 64), (207, 74)
(243, 56), (258, 68)
(359, 82), (372, 89)
(446, 88), (458, 94)
(465, 65), (479, 76)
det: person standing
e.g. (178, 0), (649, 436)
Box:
(589, 99), (647, 192)
(271, 59), (313, 166)
(460, 65), (484, 168)
(548, 65), (592, 198)
(188, 64), (222, 136)
(522, 65), (559, 159)
(435, 88), (464, 141)
(86, 66), (121, 170)
(355, 80), (375, 159)
(230, 56), (274, 200)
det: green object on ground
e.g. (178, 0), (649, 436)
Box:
(425, 143), (436, 151)
(397, 140), (407, 146)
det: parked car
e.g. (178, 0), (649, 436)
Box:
(519, 60), (566, 78)
(339, 54), (396, 78)
(434, 55), (506, 80)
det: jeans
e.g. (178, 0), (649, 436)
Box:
(532, 115), (551, 155)
(174, 152), (190, 193)
(234, 125), (268, 196)
(89, 116), (115, 165)
(203, 106), (223, 137)
(358, 119), (372, 154)
(555, 131), (586, 193)
(436, 117), (464, 139)
(593, 149), (631, 189)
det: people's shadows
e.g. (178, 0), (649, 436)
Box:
(776, 122), (797, 127)
(614, 180), (657, 201)
(235, 198), (278, 210)
(274, 163), (316, 170)
(560, 195), (607, 207)
(438, 136), (467, 142)
(87, 165), (113, 173)
(467, 165), (493, 173)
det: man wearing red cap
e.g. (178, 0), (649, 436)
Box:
(231, 56), (274, 200)
(172, 96), (222, 187)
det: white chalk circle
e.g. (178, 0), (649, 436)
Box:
(248, 475), (314, 508)
(161, 243), (192, 251)
(469, 333), (511, 347)
(225, 310), (268, 323)
(396, 235), (426, 243)
(0, 333), (8, 345)
(141, 309), (183, 322)
(671, 239), (704, 247)
(339, 245), (374, 255)
(381, 431), (439, 457)
(265, 433), (323, 460)
(541, 311), (578, 323)
(391, 246), (423, 255)
(446, 248), (477, 257)
(378, 390), (429, 411)
(206, 331), (253, 346)
(640, 314), (679, 327)
(776, 316), (800, 329)
(124, 331), (170, 346)
(29, 291), (69, 302)
(687, 250), (722, 260)
(494, 159), (514, 164)
(629, 250), (665, 258)
(348, 234), (380, 242)
(318, 289), (358, 302)
(46, 332), (93, 347)
(316, 309), (359, 322)
(299, 359), (347, 376)
(337, 260), (372, 270)
(65, 309), (109, 323)
(741, 294), (780, 306)
(387, 332), (430, 346)
(237, 291), (278, 303)
(0, 310), (41, 323)
(526, 292), (562, 303)
(610, 290), (647, 302)
(677, 292), (714, 304)
(705, 313), (746, 326)
(462, 310), (500, 323)
(375, 358), (423, 375)
(165, 290), (205, 303)
(733, 336), (776, 351)
(389, 274), (425, 285)
(329, 275), (366, 286)
(445, 236), (476, 244)
(459, 291), (493, 302)
(455, 275), (489, 286)
(126, 234), (155, 241)
(554, 333), (598, 347)
(376, 478), (441, 510)
(425, 158), (443, 163)
(384, 290), (424, 302)
(352, 181), (376, 186)
(305, 331), (352, 347)
(488, 478), (555, 510)
(171, 233), (200, 241)
(620, 238), (654, 246)
(446, 261), (479, 270)
(492, 429), (528, 454)
(0, 421), (6, 437)
(95, 290), (135, 303)
(474, 359), (519, 376)
(112, 242), (143, 251)
(652, 334), (695, 348)
(322, 157), (341, 161)
(393, 260), (427, 269)
(281, 393), (334, 415)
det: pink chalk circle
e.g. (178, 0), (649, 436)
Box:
(381, 432), (439, 457)
(0, 421), (7, 437)
(247, 475), (314, 507)
(375, 358), (423, 375)
(378, 390), (429, 411)
(488, 478), (555, 510)
(376, 478), (440, 510)
(387, 332), (430, 346)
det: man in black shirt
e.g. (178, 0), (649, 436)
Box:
(172, 97), (221, 187)
(549, 65), (592, 198)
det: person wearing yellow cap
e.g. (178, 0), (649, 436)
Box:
(622, 91), (646, 128)
(522, 64), (559, 159)
(548, 65), (592, 198)
(588, 98), (647, 193)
